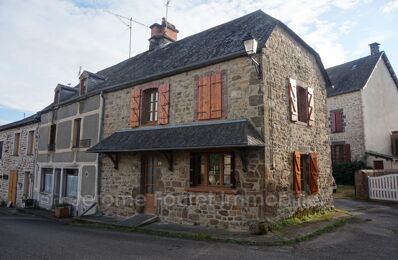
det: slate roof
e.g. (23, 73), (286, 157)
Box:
(326, 52), (398, 97)
(0, 114), (39, 131)
(38, 9), (330, 113)
(87, 119), (264, 153)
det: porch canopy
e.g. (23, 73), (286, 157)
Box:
(87, 119), (264, 171)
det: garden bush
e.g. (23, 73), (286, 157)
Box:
(332, 161), (369, 185)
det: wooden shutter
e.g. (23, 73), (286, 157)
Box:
(197, 75), (211, 120)
(343, 144), (351, 162)
(330, 112), (336, 133)
(8, 170), (18, 204)
(307, 87), (315, 126)
(335, 111), (343, 132)
(130, 88), (141, 128)
(289, 79), (298, 122)
(158, 83), (170, 125)
(210, 72), (222, 119)
(309, 153), (319, 194)
(293, 151), (301, 197)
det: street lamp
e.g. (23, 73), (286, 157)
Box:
(243, 33), (262, 79)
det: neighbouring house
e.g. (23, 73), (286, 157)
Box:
(0, 115), (39, 207)
(327, 43), (398, 169)
(86, 10), (334, 231)
(34, 78), (102, 215)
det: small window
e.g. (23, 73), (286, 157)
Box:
(331, 144), (351, 164)
(49, 124), (57, 151)
(297, 86), (308, 123)
(331, 111), (344, 133)
(13, 133), (21, 156)
(72, 119), (81, 148)
(80, 78), (87, 95)
(27, 131), (35, 155)
(64, 169), (78, 198)
(190, 152), (235, 188)
(143, 89), (159, 124)
(373, 160), (384, 170)
(0, 141), (3, 160)
(41, 168), (53, 193)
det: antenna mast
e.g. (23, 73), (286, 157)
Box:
(165, 0), (171, 23)
(106, 11), (148, 58)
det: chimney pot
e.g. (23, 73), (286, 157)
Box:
(149, 18), (179, 51)
(369, 42), (380, 55)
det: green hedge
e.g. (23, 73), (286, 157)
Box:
(332, 161), (369, 185)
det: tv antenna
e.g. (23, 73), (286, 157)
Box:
(165, 0), (171, 23)
(106, 11), (149, 58)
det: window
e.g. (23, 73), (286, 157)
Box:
(331, 111), (344, 133)
(373, 160), (384, 170)
(27, 130), (35, 155)
(190, 152), (235, 188)
(80, 78), (87, 95)
(331, 144), (351, 164)
(64, 169), (78, 198)
(293, 152), (318, 196)
(13, 133), (21, 156)
(143, 89), (159, 124)
(41, 168), (53, 193)
(197, 72), (222, 120)
(297, 86), (308, 123)
(73, 119), (81, 148)
(49, 124), (57, 151)
(0, 141), (3, 160)
(391, 132), (398, 157)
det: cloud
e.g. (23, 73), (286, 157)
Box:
(382, 0), (398, 13)
(0, 119), (11, 126)
(0, 0), (372, 116)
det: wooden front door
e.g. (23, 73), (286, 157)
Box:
(142, 156), (158, 215)
(8, 170), (18, 205)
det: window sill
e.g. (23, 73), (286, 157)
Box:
(40, 192), (52, 195)
(185, 186), (238, 194)
(295, 121), (309, 127)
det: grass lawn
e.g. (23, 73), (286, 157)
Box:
(334, 185), (355, 199)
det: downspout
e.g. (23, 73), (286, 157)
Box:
(96, 91), (105, 212)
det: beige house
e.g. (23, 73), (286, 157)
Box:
(327, 43), (398, 169)
(87, 10), (334, 231)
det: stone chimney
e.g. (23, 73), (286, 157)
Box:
(149, 18), (179, 51)
(369, 42), (380, 55)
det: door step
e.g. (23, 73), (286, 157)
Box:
(118, 213), (159, 228)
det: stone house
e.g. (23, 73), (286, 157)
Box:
(0, 115), (39, 207)
(327, 43), (398, 169)
(87, 10), (334, 231)
(34, 77), (102, 215)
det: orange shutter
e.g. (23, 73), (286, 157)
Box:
(309, 153), (319, 194)
(307, 87), (315, 126)
(293, 151), (301, 197)
(130, 88), (141, 128)
(289, 79), (298, 122)
(158, 83), (170, 125)
(197, 75), (211, 120)
(210, 72), (222, 119)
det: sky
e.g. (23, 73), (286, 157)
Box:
(0, 0), (397, 125)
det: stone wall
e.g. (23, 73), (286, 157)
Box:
(327, 91), (365, 161)
(0, 123), (38, 207)
(262, 26), (334, 220)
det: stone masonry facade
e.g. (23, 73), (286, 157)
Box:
(0, 123), (38, 207)
(99, 25), (333, 231)
(327, 91), (365, 161)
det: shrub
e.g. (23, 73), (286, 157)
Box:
(332, 161), (369, 185)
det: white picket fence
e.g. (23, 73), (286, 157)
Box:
(368, 174), (398, 202)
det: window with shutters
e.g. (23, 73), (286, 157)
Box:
(189, 152), (235, 189)
(330, 110), (344, 133)
(27, 130), (35, 155)
(289, 79), (314, 126)
(373, 160), (384, 170)
(13, 133), (21, 156)
(143, 88), (159, 124)
(331, 143), (351, 164)
(197, 72), (222, 120)
(293, 152), (318, 196)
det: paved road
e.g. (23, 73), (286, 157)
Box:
(0, 199), (397, 260)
